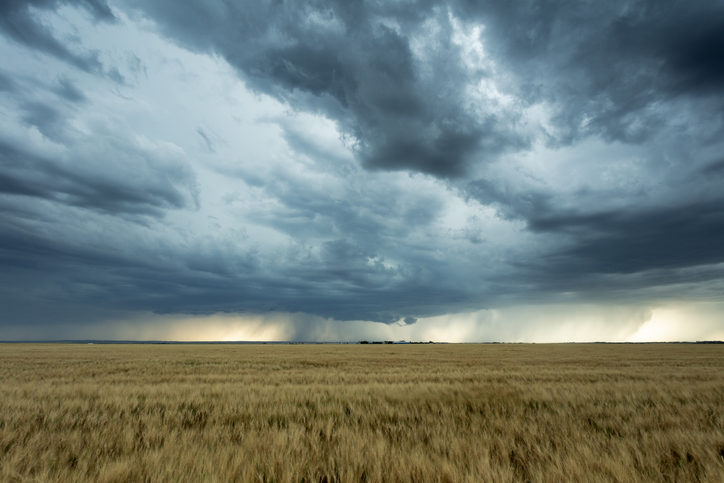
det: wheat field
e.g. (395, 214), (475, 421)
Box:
(1, 343), (723, 482)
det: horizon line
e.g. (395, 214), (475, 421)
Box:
(1, 340), (723, 345)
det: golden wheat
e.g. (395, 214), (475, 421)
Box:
(1, 343), (723, 482)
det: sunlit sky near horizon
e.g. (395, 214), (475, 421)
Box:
(1, 0), (723, 342)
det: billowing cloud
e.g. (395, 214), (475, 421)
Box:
(0, 0), (723, 340)
(118, 0), (535, 178)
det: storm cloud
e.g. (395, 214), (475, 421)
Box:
(0, 0), (723, 340)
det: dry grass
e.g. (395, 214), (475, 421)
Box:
(1, 343), (723, 482)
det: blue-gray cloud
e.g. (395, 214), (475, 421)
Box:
(1, 0), (723, 336)
(0, 0), (114, 72)
(119, 0), (531, 178)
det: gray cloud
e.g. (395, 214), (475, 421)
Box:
(119, 0), (530, 178)
(0, 0), (114, 73)
(466, 0), (724, 144)
(535, 201), (724, 275)
(53, 77), (87, 103)
(20, 101), (65, 140)
(117, 0), (724, 172)
(1, 0), (723, 338)
(0, 70), (15, 92)
(0, 211), (460, 326)
(0, 137), (198, 216)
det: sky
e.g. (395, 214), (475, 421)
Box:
(1, 0), (723, 342)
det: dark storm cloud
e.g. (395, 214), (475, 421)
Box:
(533, 200), (724, 274)
(119, 0), (527, 177)
(113, 0), (724, 163)
(532, 201), (724, 274)
(0, 0), (114, 73)
(702, 159), (724, 175)
(461, 0), (724, 144)
(0, 22), (199, 218)
(118, 0), (724, 172)
(1, 0), (724, 334)
(0, 135), (198, 216)
(468, 165), (724, 290)
(0, 212), (450, 326)
(403, 316), (417, 325)
(446, 0), (724, 294)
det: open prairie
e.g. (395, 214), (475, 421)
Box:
(1, 343), (723, 482)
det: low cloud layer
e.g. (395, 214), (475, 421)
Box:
(1, 0), (723, 340)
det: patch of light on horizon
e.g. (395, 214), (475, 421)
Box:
(161, 315), (287, 342)
(117, 303), (723, 343)
(626, 302), (724, 342)
(7, 303), (720, 343)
